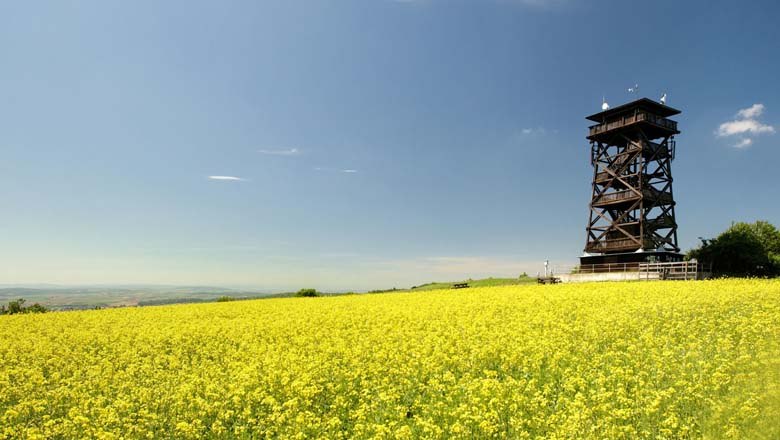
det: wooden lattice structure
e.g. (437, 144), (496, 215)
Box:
(581, 98), (683, 266)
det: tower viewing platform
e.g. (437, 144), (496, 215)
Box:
(586, 98), (680, 142)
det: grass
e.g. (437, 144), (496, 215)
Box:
(408, 276), (535, 292)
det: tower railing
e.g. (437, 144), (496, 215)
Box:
(584, 238), (652, 253)
(638, 261), (712, 280)
(555, 261), (711, 280)
(588, 111), (678, 137)
(592, 188), (673, 207)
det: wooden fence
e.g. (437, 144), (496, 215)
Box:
(555, 261), (712, 281)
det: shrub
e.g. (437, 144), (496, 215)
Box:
(295, 289), (319, 298)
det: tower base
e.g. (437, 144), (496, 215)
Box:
(580, 251), (684, 267)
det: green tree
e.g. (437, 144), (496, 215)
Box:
(294, 288), (319, 298)
(7, 298), (26, 314)
(748, 220), (780, 267)
(688, 220), (780, 277)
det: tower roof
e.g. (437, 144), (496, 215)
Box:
(586, 97), (681, 122)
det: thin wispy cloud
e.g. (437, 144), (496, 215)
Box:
(716, 103), (775, 148)
(314, 167), (359, 173)
(508, 0), (569, 7)
(521, 127), (546, 135)
(208, 175), (247, 181)
(320, 252), (360, 258)
(257, 148), (300, 156)
(395, 0), (569, 7)
(362, 255), (539, 279)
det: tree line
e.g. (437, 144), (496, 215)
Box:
(688, 220), (780, 278)
(0, 298), (48, 315)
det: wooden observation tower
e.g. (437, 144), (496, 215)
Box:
(581, 98), (683, 266)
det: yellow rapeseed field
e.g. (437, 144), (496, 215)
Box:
(1, 279), (779, 439)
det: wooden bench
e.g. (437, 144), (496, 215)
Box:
(452, 283), (469, 289)
(537, 277), (561, 285)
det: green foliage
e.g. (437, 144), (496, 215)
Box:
(295, 288), (319, 298)
(0, 298), (49, 315)
(688, 220), (780, 277)
(216, 296), (235, 302)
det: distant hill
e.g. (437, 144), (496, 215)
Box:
(0, 276), (535, 310)
(0, 285), (275, 310)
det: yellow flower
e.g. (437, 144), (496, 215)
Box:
(0, 279), (778, 438)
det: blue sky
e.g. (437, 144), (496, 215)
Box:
(1, 0), (778, 290)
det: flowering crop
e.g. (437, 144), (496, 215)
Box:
(1, 279), (778, 439)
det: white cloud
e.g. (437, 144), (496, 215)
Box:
(208, 175), (247, 181)
(733, 138), (753, 149)
(257, 148), (300, 156)
(716, 119), (775, 137)
(736, 103), (764, 119)
(314, 167), (358, 173)
(715, 103), (775, 149)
